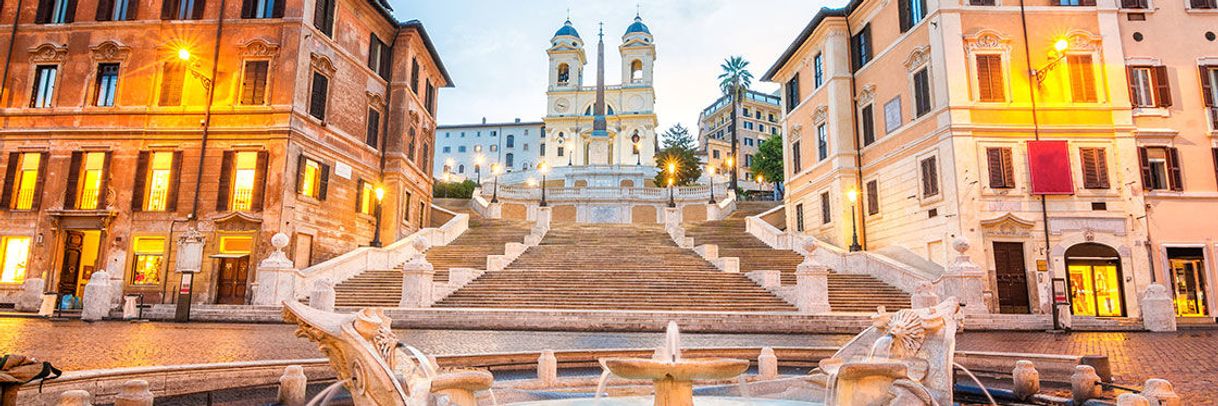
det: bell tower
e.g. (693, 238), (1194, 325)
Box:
(548, 19), (586, 91)
(619, 14), (655, 86)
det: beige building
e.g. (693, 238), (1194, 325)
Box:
(697, 90), (783, 183)
(762, 0), (1204, 320)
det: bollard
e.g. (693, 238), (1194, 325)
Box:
(57, 390), (93, 406)
(1080, 355), (1112, 382)
(1140, 378), (1181, 406)
(1070, 365), (1102, 405)
(113, 379), (154, 406)
(1012, 360), (1040, 401)
(278, 365), (308, 406)
(538, 350), (558, 386)
(757, 347), (778, 380)
(1117, 393), (1152, 406)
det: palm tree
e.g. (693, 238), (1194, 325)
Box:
(717, 56), (753, 192)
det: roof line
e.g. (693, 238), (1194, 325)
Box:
(400, 20), (455, 87)
(761, 6), (850, 82)
(437, 121), (546, 129)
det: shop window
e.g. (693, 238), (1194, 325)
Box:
(1066, 243), (1124, 317)
(0, 236), (32, 283)
(130, 236), (165, 285)
(1168, 247), (1208, 317)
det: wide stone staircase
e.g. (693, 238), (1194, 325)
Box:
(684, 202), (911, 312)
(433, 223), (799, 312)
(333, 204), (532, 308)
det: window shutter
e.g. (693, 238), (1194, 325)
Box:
(125, 0), (138, 19)
(64, 152), (83, 209)
(1137, 147), (1152, 189)
(63, 0), (77, 22)
(30, 152), (49, 210)
(1167, 147), (1183, 191)
(318, 163), (330, 200)
(97, 151), (112, 208)
(1153, 66), (1172, 107)
(190, 0), (204, 19)
(96, 0), (114, 21)
(160, 0), (174, 19)
(309, 73), (328, 120)
(920, 159), (932, 196)
(0, 153), (16, 209)
(986, 148), (1004, 188)
(899, 0), (912, 32)
(866, 180), (879, 215)
(1213, 148), (1218, 189)
(131, 151), (149, 211)
(1125, 67), (1139, 106)
(355, 180), (365, 212)
(1094, 148), (1109, 189)
(271, 0), (284, 17)
(1069, 55), (1098, 102)
(861, 105), (875, 145)
(1200, 66), (1214, 107)
(1001, 148), (1014, 188)
(252, 151), (268, 211)
(159, 63), (183, 106)
(35, 0), (52, 23)
(295, 154), (306, 194)
(240, 0), (253, 18)
(216, 151), (233, 211)
(1081, 148), (1109, 189)
(167, 151), (182, 211)
(366, 109), (380, 148)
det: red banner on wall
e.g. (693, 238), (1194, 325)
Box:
(1027, 140), (1074, 195)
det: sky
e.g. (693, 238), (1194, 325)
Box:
(389, 0), (845, 136)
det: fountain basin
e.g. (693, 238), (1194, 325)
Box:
(600, 358), (750, 382)
(510, 396), (818, 406)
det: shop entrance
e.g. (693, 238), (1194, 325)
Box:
(56, 229), (102, 298)
(1065, 243), (1125, 317)
(1167, 247), (1208, 317)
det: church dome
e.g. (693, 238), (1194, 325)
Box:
(624, 16), (650, 35)
(554, 20), (580, 38)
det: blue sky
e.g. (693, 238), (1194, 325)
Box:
(390, 1), (842, 133)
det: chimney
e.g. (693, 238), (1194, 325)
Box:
(515, 118), (521, 123)
(482, 117), (487, 124)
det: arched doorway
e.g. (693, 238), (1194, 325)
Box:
(1064, 243), (1126, 317)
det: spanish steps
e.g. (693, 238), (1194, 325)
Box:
(333, 205), (533, 308)
(683, 201), (911, 312)
(432, 222), (799, 312)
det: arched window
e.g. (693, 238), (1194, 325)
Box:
(630, 60), (643, 82)
(557, 63), (570, 84)
(458, 164), (465, 173)
(506, 134), (515, 148)
(490, 144), (498, 152)
(505, 153), (514, 167)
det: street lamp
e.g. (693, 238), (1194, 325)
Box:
(635, 142), (641, 165)
(491, 163), (503, 203)
(370, 186), (385, 247)
(538, 161), (550, 207)
(667, 161), (678, 207)
(707, 165), (717, 204)
(176, 48), (213, 91)
(725, 156), (735, 191)
(474, 154), (485, 184)
(847, 188), (862, 252)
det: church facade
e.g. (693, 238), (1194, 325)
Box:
(540, 17), (659, 168)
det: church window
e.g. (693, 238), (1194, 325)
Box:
(557, 63), (570, 84)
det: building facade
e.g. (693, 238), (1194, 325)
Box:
(0, 0), (451, 306)
(540, 17), (659, 168)
(435, 119), (545, 178)
(762, 0), (1218, 319)
(697, 90), (783, 183)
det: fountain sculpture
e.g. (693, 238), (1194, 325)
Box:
(600, 321), (751, 406)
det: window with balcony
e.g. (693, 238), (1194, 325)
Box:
(220, 151), (265, 211)
(94, 63), (119, 107)
(241, 0), (282, 18)
(35, 0), (76, 23)
(66, 151), (110, 210)
(3, 152), (46, 210)
(1139, 146), (1182, 191)
(1127, 66), (1171, 108)
(0, 236), (32, 284)
(30, 66), (57, 108)
(297, 156), (329, 200)
(130, 236), (165, 285)
(161, 0), (204, 20)
(134, 151), (180, 212)
(240, 61), (269, 105)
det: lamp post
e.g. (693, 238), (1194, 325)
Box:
(725, 156), (735, 192)
(667, 177), (676, 208)
(635, 142), (641, 165)
(538, 161), (550, 207)
(474, 154), (485, 185)
(371, 186), (385, 247)
(847, 188), (862, 252)
(491, 163), (502, 203)
(707, 166), (717, 204)
(667, 160), (678, 208)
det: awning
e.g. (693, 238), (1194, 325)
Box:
(209, 253), (250, 259)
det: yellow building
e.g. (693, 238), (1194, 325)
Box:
(697, 90), (783, 184)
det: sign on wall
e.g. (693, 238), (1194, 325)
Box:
(884, 96), (902, 134)
(334, 162), (353, 180)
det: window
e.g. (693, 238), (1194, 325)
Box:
(851, 25), (872, 71)
(357, 180), (375, 215)
(541, 143), (547, 155)
(523, 143), (529, 151)
(161, 0), (204, 20)
(240, 61), (269, 105)
(913, 68), (932, 117)
(0, 236), (33, 283)
(458, 146), (467, 153)
(1057, 0), (1096, 5)
(240, 0), (281, 18)
(557, 63), (570, 84)
(976, 54), (1005, 102)
(920, 156), (940, 197)
(96, 0), (135, 22)
(1213, 148), (1218, 189)
(1139, 146), (1181, 191)
(3, 152), (46, 210)
(410, 58), (420, 93)
(506, 134), (515, 148)
(820, 191), (831, 224)
(35, 0), (75, 23)
(367, 35), (391, 79)
(744, 121), (754, 130)
(814, 54), (824, 88)
(442, 146), (450, 153)
(220, 151), (264, 211)
(1204, 66), (1218, 129)
(425, 80), (436, 115)
(630, 60), (643, 82)
(816, 124), (828, 161)
(296, 156), (329, 199)
(66, 152), (110, 210)
(785, 74), (800, 112)
(134, 151), (180, 212)
(861, 104), (876, 146)
(866, 180), (879, 216)
(401, 191), (412, 223)
(1068, 55), (1098, 103)
(794, 204), (805, 232)
(505, 153), (514, 167)
(312, 0), (335, 36)
(743, 108), (751, 117)
(421, 143), (430, 175)
(758, 125), (766, 133)
(792, 140), (802, 173)
(900, 0), (927, 32)
(1127, 66), (1171, 108)
(970, 0), (996, 5)
(1120, 0), (1148, 7)
(366, 108), (381, 148)
(986, 147), (1015, 189)
(1192, 0), (1218, 8)
(130, 237), (165, 285)
(458, 164), (465, 173)
(490, 144), (498, 152)
(1079, 147), (1110, 189)
(309, 72), (328, 120)
(159, 63), (184, 106)
(94, 63), (119, 107)
(30, 65), (57, 108)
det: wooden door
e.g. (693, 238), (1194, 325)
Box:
(216, 257), (250, 304)
(993, 242), (1031, 314)
(57, 231), (84, 296)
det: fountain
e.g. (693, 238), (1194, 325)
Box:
(599, 321), (751, 406)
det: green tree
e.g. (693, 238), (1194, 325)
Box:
(717, 56), (754, 191)
(750, 135), (784, 184)
(433, 179), (477, 198)
(653, 124), (702, 186)
(660, 123), (696, 151)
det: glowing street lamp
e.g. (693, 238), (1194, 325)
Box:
(177, 48), (192, 61)
(491, 163), (503, 203)
(847, 188), (862, 252)
(667, 177), (676, 208)
(370, 186), (385, 247)
(538, 161), (550, 207)
(474, 154), (485, 184)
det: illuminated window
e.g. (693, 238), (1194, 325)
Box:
(297, 157), (326, 199)
(144, 152), (175, 211)
(130, 236), (165, 285)
(219, 236), (252, 254)
(75, 152), (107, 210)
(229, 152), (259, 211)
(358, 180), (375, 215)
(1067, 55), (1098, 103)
(10, 153), (42, 210)
(0, 236), (32, 284)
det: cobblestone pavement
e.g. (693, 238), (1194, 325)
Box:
(3, 317), (1215, 404)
